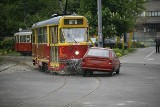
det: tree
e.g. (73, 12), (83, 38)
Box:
(78, 0), (145, 38)
(0, 0), (145, 40)
(78, 0), (97, 36)
(0, 0), (62, 39)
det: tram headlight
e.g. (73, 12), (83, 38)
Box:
(75, 51), (79, 55)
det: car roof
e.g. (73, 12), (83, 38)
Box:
(90, 47), (113, 51)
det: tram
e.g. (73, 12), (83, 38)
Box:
(14, 30), (32, 55)
(32, 14), (89, 71)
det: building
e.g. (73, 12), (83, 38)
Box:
(135, 0), (160, 46)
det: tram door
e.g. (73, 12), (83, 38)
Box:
(49, 26), (59, 67)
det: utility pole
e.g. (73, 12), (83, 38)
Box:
(64, 0), (68, 14)
(97, 0), (103, 47)
(59, 0), (64, 14)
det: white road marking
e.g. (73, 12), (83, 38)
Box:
(146, 50), (156, 58)
(147, 58), (154, 61)
(144, 50), (155, 60)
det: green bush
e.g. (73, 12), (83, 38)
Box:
(132, 42), (147, 48)
(0, 39), (14, 50)
(114, 48), (123, 55)
(116, 52), (122, 57)
(114, 48), (136, 57)
(0, 39), (14, 55)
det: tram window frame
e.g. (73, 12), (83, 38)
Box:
(60, 28), (65, 43)
(14, 36), (16, 43)
(32, 30), (35, 44)
(15, 35), (19, 43)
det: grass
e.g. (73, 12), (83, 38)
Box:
(0, 49), (21, 56)
(6, 51), (21, 56)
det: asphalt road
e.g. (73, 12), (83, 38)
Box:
(0, 47), (160, 107)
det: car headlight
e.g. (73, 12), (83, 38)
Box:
(75, 51), (79, 55)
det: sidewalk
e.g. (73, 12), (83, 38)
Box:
(120, 47), (160, 65)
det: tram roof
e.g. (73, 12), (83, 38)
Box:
(14, 30), (32, 36)
(32, 15), (85, 28)
(32, 16), (62, 28)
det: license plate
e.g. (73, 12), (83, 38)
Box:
(88, 60), (101, 64)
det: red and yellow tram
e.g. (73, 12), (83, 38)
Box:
(32, 15), (89, 71)
(14, 30), (32, 55)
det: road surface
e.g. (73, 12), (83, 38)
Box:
(0, 47), (160, 107)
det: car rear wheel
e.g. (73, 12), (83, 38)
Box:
(89, 71), (93, 75)
(82, 69), (93, 77)
(82, 69), (86, 77)
(109, 72), (114, 76)
(116, 68), (120, 74)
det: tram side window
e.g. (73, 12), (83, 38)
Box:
(37, 27), (47, 43)
(26, 35), (31, 43)
(43, 27), (47, 43)
(53, 27), (58, 44)
(50, 26), (58, 44)
(20, 35), (26, 43)
(37, 28), (43, 43)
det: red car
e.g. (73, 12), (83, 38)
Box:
(81, 47), (121, 76)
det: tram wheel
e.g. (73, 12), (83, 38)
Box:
(42, 63), (49, 73)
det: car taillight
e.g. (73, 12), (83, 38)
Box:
(109, 59), (113, 65)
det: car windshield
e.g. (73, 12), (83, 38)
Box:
(87, 48), (109, 57)
(61, 28), (87, 43)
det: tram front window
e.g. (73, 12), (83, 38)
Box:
(61, 28), (87, 43)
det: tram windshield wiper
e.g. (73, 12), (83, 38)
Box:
(67, 34), (77, 43)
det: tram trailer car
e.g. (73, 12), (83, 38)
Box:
(14, 30), (32, 55)
(32, 15), (89, 72)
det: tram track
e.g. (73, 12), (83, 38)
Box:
(0, 56), (32, 73)
(0, 56), (35, 99)
(0, 56), (68, 107)
(0, 63), (18, 72)
(63, 77), (101, 107)
(0, 56), (102, 107)
(15, 76), (67, 107)
(0, 61), (32, 73)
(14, 72), (101, 107)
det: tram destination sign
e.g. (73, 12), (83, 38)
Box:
(64, 19), (83, 25)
